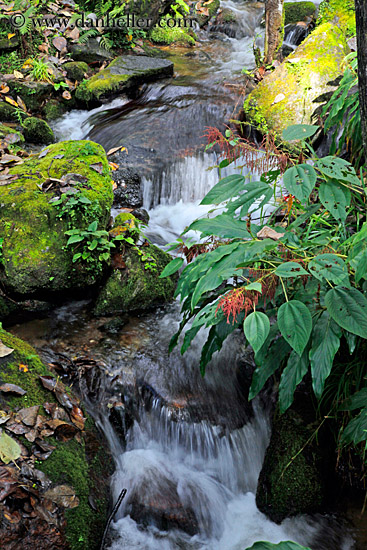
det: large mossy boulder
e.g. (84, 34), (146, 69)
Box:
(0, 122), (24, 144)
(0, 327), (111, 550)
(63, 61), (89, 82)
(5, 79), (53, 113)
(22, 117), (54, 144)
(150, 17), (196, 46)
(94, 244), (176, 316)
(243, 23), (349, 135)
(0, 140), (113, 297)
(256, 410), (324, 523)
(75, 55), (174, 105)
(317, 0), (356, 37)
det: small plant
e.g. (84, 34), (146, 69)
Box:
(53, 81), (69, 91)
(52, 190), (101, 228)
(29, 57), (54, 83)
(113, 221), (158, 272)
(0, 237), (3, 265)
(65, 221), (115, 271)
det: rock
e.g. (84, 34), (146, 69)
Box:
(284, 1), (316, 26)
(132, 0), (173, 27)
(150, 18), (196, 46)
(0, 327), (111, 549)
(0, 140), (113, 297)
(0, 101), (18, 122)
(210, 8), (239, 38)
(93, 245), (176, 315)
(256, 410), (325, 523)
(5, 79), (53, 113)
(68, 38), (114, 63)
(42, 99), (68, 121)
(22, 117), (54, 144)
(0, 35), (19, 52)
(131, 208), (150, 225)
(75, 55), (174, 106)
(196, 0), (220, 27)
(63, 61), (89, 81)
(317, 0), (356, 37)
(243, 23), (349, 135)
(112, 166), (143, 208)
(0, 123), (24, 144)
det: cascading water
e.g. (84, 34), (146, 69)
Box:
(47, 2), (357, 548)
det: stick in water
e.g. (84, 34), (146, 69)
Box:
(100, 488), (127, 550)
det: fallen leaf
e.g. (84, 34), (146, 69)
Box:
(107, 145), (127, 156)
(0, 411), (10, 425)
(5, 422), (30, 435)
(5, 133), (22, 145)
(0, 341), (14, 357)
(0, 431), (21, 464)
(44, 485), (79, 508)
(256, 226), (285, 240)
(52, 36), (67, 51)
(18, 363), (29, 372)
(4, 96), (18, 107)
(90, 162), (103, 174)
(0, 383), (26, 396)
(7, 33), (15, 39)
(39, 376), (57, 391)
(70, 405), (85, 430)
(272, 93), (285, 105)
(0, 153), (23, 164)
(62, 90), (72, 100)
(108, 162), (119, 171)
(16, 96), (27, 112)
(0, 85), (9, 94)
(4, 509), (21, 523)
(16, 406), (39, 427)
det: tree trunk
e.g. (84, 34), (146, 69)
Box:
(355, 0), (367, 157)
(264, 0), (284, 65)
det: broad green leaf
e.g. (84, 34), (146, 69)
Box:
(282, 124), (319, 141)
(275, 262), (309, 278)
(319, 179), (351, 222)
(246, 542), (311, 550)
(344, 330), (357, 354)
(325, 286), (367, 338)
(200, 174), (246, 205)
(339, 388), (367, 411)
(355, 249), (367, 283)
(283, 164), (317, 203)
(309, 311), (341, 399)
(341, 408), (367, 445)
(187, 214), (250, 239)
(160, 257), (184, 278)
(88, 220), (98, 231)
(0, 430), (21, 464)
(288, 204), (321, 229)
(200, 319), (237, 376)
(279, 349), (309, 413)
(225, 182), (272, 216)
(278, 300), (312, 356)
(316, 156), (360, 186)
(245, 282), (262, 292)
(243, 312), (270, 353)
(249, 337), (291, 399)
(308, 254), (350, 286)
(67, 234), (84, 245)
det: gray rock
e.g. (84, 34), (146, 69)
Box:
(112, 166), (143, 209)
(68, 38), (114, 63)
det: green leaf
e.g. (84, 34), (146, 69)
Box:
(282, 124), (319, 141)
(275, 262), (309, 278)
(288, 204), (321, 229)
(0, 430), (21, 464)
(160, 257), (184, 278)
(72, 253), (82, 262)
(319, 179), (351, 222)
(200, 319), (236, 376)
(339, 388), (367, 411)
(200, 174), (246, 205)
(88, 220), (98, 232)
(308, 254), (350, 286)
(245, 542), (311, 550)
(187, 214), (250, 239)
(279, 349), (309, 413)
(278, 300), (312, 356)
(341, 408), (367, 445)
(309, 311), (341, 399)
(283, 164), (317, 203)
(88, 239), (98, 251)
(67, 234), (84, 245)
(249, 337), (291, 399)
(325, 286), (367, 338)
(316, 156), (360, 186)
(245, 282), (262, 292)
(243, 312), (270, 353)
(355, 249), (367, 283)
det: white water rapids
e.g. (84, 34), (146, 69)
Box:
(51, 2), (355, 548)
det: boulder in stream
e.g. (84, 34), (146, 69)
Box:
(0, 140), (113, 298)
(243, 22), (349, 134)
(75, 55), (174, 106)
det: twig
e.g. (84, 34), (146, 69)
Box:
(100, 488), (127, 550)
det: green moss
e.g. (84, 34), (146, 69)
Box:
(150, 16), (196, 45)
(6, 81), (53, 113)
(113, 212), (137, 227)
(42, 100), (67, 121)
(63, 61), (89, 82)
(256, 411), (324, 522)
(0, 102), (17, 122)
(21, 117), (54, 144)
(243, 22), (349, 135)
(220, 8), (237, 23)
(94, 244), (176, 315)
(0, 123), (24, 142)
(284, 2), (316, 25)
(0, 140), (113, 296)
(196, 0), (220, 27)
(317, 0), (356, 37)
(76, 73), (128, 104)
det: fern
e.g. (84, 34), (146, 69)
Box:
(99, 34), (113, 51)
(78, 27), (99, 44)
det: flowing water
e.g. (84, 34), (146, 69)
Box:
(20, 2), (356, 548)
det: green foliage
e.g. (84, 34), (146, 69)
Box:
(29, 57), (53, 82)
(284, 2), (316, 26)
(162, 122), (367, 466)
(245, 542), (310, 550)
(52, 190), (101, 228)
(65, 221), (114, 271)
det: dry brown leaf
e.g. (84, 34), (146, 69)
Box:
(44, 485), (79, 508)
(70, 405), (85, 430)
(52, 36), (67, 51)
(4, 96), (18, 107)
(16, 96), (27, 112)
(256, 226), (285, 241)
(90, 162), (103, 174)
(13, 70), (23, 79)
(107, 145), (127, 156)
(0, 86), (9, 94)
(16, 406), (39, 427)
(0, 341), (14, 358)
(62, 90), (72, 100)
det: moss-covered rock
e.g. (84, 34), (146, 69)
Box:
(0, 101), (17, 122)
(256, 410), (325, 523)
(0, 327), (111, 550)
(150, 16), (196, 46)
(22, 117), (54, 144)
(63, 61), (89, 82)
(42, 99), (68, 121)
(6, 79), (53, 113)
(196, 0), (220, 27)
(317, 0), (356, 37)
(284, 2), (316, 25)
(0, 140), (113, 297)
(0, 122), (24, 143)
(94, 245), (176, 315)
(243, 22), (349, 135)
(0, 35), (19, 51)
(75, 55), (174, 106)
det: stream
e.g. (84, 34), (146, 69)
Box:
(9, 1), (356, 548)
